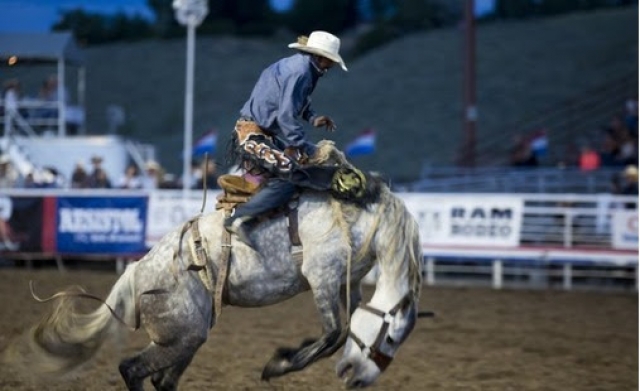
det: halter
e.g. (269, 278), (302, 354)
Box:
(348, 293), (412, 372)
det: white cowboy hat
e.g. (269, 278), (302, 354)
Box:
(288, 31), (348, 72)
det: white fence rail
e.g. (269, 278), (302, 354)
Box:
(1, 189), (637, 291)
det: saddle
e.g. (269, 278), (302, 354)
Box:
(215, 174), (303, 262)
(215, 174), (261, 211)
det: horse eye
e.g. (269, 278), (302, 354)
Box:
(386, 336), (395, 345)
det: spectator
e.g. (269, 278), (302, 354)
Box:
(510, 134), (538, 167)
(36, 74), (69, 122)
(2, 79), (21, 114)
(86, 155), (112, 189)
(599, 128), (621, 167)
(117, 164), (143, 189)
(0, 195), (17, 250)
(0, 154), (18, 188)
(578, 145), (601, 171)
(40, 74), (69, 104)
(620, 165), (638, 195)
(616, 127), (638, 166)
(194, 160), (219, 190)
(159, 173), (180, 189)
(624, 98), (638, 137)
(141, 160), (162, 190)
(40, 166), (65, 188)
(18, 171), (37, 189)
(70, 161), (88, 189)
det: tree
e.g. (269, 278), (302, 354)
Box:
(282, 0), (359, 35)
(53, 9), (153, 44)
(147, 0), (182, 38)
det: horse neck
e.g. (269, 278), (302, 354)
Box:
(368, 264), (412, 312)
(367, 191), (421, 311)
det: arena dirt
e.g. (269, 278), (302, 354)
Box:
(0, 269), (636, 391)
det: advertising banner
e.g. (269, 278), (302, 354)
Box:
(0, 195), (44, 252)
(611, 210), (638, 250)
(56, 196), (147, 254)
(146, 192), (219, 247)
(400, 194), (523, 247)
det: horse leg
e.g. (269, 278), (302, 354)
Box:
(150, 356), (195, 391)
(340, 281), (362, 316)
(118, 278), (212, 391)
(262, 272), (346, 380)
(119, 334), (206, 391)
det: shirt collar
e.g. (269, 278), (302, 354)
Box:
(308, 54), (326, 77)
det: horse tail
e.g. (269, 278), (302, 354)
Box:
(22, 263), (138, 376)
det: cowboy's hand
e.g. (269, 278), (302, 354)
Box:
(312, 115), (336, 132)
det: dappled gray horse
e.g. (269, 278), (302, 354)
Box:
(15, 147), (423, 390)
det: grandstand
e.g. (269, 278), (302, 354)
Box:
(1, 6), (636, 183)
(0, 5), (636, 293)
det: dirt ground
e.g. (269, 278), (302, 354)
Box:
(0, 268), (636, 391)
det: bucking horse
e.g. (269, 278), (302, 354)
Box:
(6, 141), (427, 389)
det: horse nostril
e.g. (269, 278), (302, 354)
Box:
(348, 378), (365, 388)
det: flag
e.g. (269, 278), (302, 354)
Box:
(192, 130), (217, 158)
(529, 129), (548, 157)
(345, 129), (376, 157)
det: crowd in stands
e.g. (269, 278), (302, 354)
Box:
(509, 97), (639, 195)
(0, 153), (220, 191)
(511, 98), (638, 169)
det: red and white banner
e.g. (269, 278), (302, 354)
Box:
(399, 194), (523, 248)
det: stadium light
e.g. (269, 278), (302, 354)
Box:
(173, 0), (208, 199)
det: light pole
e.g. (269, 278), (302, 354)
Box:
(462, 0), (477, 167)
(173, 0), (208, 199)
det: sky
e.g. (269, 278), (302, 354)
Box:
(0, 0), (495, 33)
(0, 0), (296, 33)
(0, 0), (155, 32)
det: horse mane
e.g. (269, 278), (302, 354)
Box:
(308, 140), (354, 168)
(309, 140), (421, 297)
(377, 190), (423, 301)
(310, 140), (422, 299)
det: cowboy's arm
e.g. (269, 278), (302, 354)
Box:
(277, 73), (317, 156)
(301, 98), (336, 132)
(301, 102), (316, 123)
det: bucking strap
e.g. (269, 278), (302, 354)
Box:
(288, 206), (301, 247)
(216, 211), (232, 321)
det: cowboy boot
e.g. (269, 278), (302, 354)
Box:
(224, 215), (255, 249)
(224, 178), (296, 248)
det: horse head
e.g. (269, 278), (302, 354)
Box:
(337, 293), (419, 388)
(336, 192), (425, 388)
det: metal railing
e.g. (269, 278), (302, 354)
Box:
(401, 167), (625, 193)
(0, 99), (85, 137)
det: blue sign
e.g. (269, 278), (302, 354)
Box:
(56, 196), (147, 254)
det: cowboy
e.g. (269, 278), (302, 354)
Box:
(225, 31), (348, 246)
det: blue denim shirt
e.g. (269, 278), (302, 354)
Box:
(240, 53), (321, 156)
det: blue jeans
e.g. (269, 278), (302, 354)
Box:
(232, 178), (297, 220)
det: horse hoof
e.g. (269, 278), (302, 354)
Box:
(299, 338), (317, 349)
(261, 356), (291, 381)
